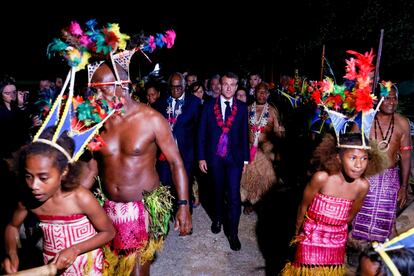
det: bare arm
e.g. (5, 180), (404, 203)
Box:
(78, 159), (98, 190)
(153, 114), (192, 235)
(3, 202), (28, 273)
(52, 187), (115, 270)
(295, 171), (326, 235)
(270, 105), (285, 138)
(397, 116), (412, 207)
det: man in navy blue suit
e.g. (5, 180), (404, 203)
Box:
(198, 72), (249, 251)
(155, 72), (202, 211)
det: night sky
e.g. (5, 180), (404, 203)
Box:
(1, 3), (413, 87)
(1, 12), (282, 82)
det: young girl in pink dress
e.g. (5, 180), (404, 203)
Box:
(282, 133), (387, 275)
(2, 127), (115, 275)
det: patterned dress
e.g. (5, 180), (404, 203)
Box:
(282, 193), (353, 275)
(102, 200), (149, 276)
(39, 214), (103, 275)
(352, 167), (400, 242)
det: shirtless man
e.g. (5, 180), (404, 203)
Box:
(352, 85), (412, 243)
(82, 62), (192, 276)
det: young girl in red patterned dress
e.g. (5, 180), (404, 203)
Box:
(282, 132), (387, 275)
(2, 127), (115, 275)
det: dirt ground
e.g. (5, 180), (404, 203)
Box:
(151, 205), (266, 276)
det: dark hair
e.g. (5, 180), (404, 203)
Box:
(310, 132), (368, 175)
(0, 75), (16, 93)
(0, 75), (17, 107)
(310, 133), (340, 175)
(19, 127), (81, 191)
(357, 247), (414, 275)
(144, 80), (161, 93)
(221, 72), (239, 84)
(338, 132), (369, 149)
(188, 81), (204, 93)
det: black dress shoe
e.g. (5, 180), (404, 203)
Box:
(228, 235), (241, 251)
(211, 221), (221, 234)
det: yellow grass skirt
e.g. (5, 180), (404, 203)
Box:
(281, 262), (345, 276)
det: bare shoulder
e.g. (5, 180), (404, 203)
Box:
(267, 104), (277, 114)
(395, 113), (410, 130)
(311, 171), (329, 186)
(357, 177), (370, 194)
(268, 103), (278, 113)
(134, 103), (165, 122)
(73, 186), (96, 205)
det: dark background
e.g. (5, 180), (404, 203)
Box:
(1, 2), (414, 86)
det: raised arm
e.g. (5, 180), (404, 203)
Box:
(152, 113), (192, 236)
(52, 187), (115, 270)
(295, 171), (326, 235)
(3, 202), (28, 273)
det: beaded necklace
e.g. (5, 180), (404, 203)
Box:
(374, 113), (394, 152)
(249, 103), (269, 161)
(166, 97), (183, 131)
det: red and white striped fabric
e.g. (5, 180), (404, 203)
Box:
(39, 214), (103, 275)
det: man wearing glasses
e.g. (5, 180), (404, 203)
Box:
(154, 72), (202, 211)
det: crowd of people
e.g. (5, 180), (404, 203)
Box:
(0, 21), (413, 276)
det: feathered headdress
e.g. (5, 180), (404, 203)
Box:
(278, 70), (309, 108)
(308, 49), (378, 149)
(36, 20), (176, 162)
(372, 227), (414, 276)
(86, 21), (176, 89)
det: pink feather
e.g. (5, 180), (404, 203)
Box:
(164, 30), (176, 48)
(69, 21), (83, 36)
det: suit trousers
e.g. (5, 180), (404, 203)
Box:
(209, 155), (243, 237)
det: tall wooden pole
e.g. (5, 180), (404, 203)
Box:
(373, 29), (384, 93)
(320, 44), (325, 81)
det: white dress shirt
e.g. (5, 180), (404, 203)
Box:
(220, 95), (233, 121)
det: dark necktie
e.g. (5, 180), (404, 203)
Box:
(224, 101), (231, 122)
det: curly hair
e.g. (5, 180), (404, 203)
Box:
(310, 133), (340, 175)
(309, 133), (389, 177)
(19, 127), (81, 191)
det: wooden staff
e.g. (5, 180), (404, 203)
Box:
(320, 44), (325, 81)
(4, 264), (57, 276)
(373, 29), (384, 93)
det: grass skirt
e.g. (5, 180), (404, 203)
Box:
(240, 141), (276, 204)
(281, 262), (345, 276)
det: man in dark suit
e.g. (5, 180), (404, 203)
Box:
(155, 72), (202, 210)
(198, 72), (249, 251)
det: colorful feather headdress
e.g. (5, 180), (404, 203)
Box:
(372, 227), (414, 276)
(35, 20), (176, 162)
(278, 70), (310, 108)
(85, 20), (176, 89)
(308, 49), (379, 149)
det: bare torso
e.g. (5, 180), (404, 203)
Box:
(370, 112), (407, 168)
(97, 103), (160, 202)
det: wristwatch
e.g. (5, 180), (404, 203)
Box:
(177, 199), (188, 206)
